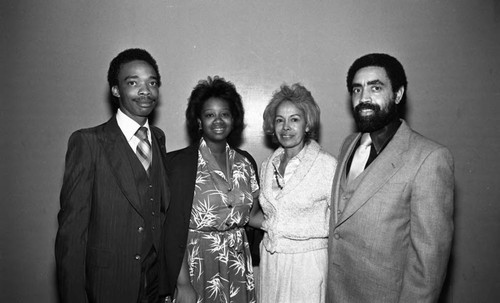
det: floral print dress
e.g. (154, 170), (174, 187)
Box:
(187, 139), (259, 303)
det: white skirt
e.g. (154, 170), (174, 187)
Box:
(258, 244), (327, 303)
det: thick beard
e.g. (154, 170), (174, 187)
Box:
(353, 100), (398, 133)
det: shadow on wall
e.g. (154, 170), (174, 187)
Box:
(439, 179), (460, 302)
(53, 263), (59, 303)
(439, 253), (454, 302)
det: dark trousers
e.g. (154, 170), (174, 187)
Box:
(137, 247), (159, 303)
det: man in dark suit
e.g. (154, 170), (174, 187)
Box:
(327, 53), (454, 302)
(55, 48), (170, 303)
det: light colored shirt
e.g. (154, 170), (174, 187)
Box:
(116, 108), (151, 152)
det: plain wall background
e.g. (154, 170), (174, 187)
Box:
(2, 0), (499, 301)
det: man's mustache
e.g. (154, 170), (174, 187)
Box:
(355, 103), (380, 112)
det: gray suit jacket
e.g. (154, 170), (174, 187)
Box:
(326, 120), (454, 303)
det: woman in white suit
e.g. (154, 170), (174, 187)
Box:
(249, 83), (337, 303)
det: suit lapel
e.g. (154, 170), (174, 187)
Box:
(151, 127), (170, 215)
(332, 133), (360, 224)
(174, 145), (198, 211)
(336, 122), (411, 226)
(99, 117), (143, 216)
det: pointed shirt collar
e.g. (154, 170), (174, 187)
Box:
(116, 108), (151, 143)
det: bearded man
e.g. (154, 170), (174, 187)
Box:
(326, 53), (454, 303)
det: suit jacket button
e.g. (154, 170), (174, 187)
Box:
(333, 233), (340, 240)
(134, 254), (141, 260)
(138, 226), (144, 233)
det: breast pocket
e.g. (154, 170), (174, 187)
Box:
(371, 182), (408, 205)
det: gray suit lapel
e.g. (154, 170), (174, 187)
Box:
(336, 122), (411, 226)
(332, 133), (360, 225)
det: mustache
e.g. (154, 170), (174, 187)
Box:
(354, 103), (380, 113)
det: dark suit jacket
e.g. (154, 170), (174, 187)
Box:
(327, 120), (454, 303)
(159, 143), (260, 296)
(55, 116), (169, 303)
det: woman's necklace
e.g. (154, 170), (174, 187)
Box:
(272, 163), (284, 190)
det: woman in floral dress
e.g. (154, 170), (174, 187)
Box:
(161, 76), (259, 303)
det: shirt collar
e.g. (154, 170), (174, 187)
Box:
(116, 108), (150, 142)
(369, 119), (401, 154)
(272, 141), (309, 166)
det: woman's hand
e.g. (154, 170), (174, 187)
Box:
(173, 283), (197, 303)
(248, 197), (264, 229)
(172, 251), (197, 303)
